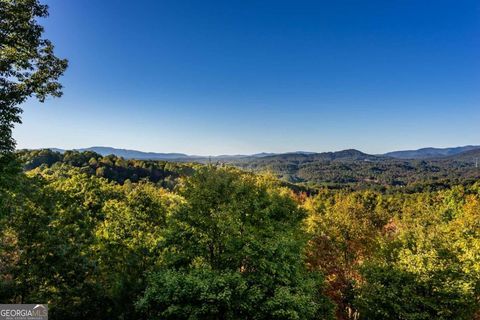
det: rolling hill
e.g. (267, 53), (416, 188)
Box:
(18, 146), (480, 191)
(384, 145), (480, 159)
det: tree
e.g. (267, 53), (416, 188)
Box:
(137, 166), (334, 320)
(0, 0), (67, 177)
(304, 190), (391, 319)
(0, 0), (69, 288)
(354, 187), (480, 320)
(1, 166), (119, 319)
(95, 182), (181, 319)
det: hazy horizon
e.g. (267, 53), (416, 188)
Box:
(17, 143), (480, 157)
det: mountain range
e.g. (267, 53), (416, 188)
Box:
(383, 145), (480, 159)
(50, 147), (297, 161)
(47, 145), (480, 162)
(22, 145), (480, 191)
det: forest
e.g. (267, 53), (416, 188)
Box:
(231, 149), (480, 192)
(0, 149), (479, 319)
(1, 1), (479, 319)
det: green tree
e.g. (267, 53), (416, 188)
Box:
(95, 182), (181, 319)
(137, 166), (334, 320)
(355, 187), (480, 320)
(1, 166), (119, 319)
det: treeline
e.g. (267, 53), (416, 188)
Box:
(16, 149), (312, 194)
(1, 158), (479, 319)
(17, 149), (198, 189)
(18, 149), (480, 194)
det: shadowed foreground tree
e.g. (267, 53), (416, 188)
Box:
(0, 1), (68, 305)
(0, 0), (67, 194)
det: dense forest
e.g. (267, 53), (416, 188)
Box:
(1, 1), (479, 319)
(1, 149), (479, 319)
(231, 149), (480, 192)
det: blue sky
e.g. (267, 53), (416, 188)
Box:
(15, 0), (480, 155)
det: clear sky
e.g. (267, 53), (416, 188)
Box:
(15, 0), (480, 155)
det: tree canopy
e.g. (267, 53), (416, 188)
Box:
(1, 2), (479, 319)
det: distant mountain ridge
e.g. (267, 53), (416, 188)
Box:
(250, 149), (382, 163)
(44, 147), (383, 162)
(74, 147), (190, 160)
(49, 146), (279, 161)
(443, 148), (480, 161)
(384, 145), (480, 159)
(43, 145), (480, 162)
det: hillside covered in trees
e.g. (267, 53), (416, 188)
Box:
(19, 148), (480, 193)
(1, 1), (479, 319)
(1, 149), (479, 319)
(231, 149), (480, 191)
